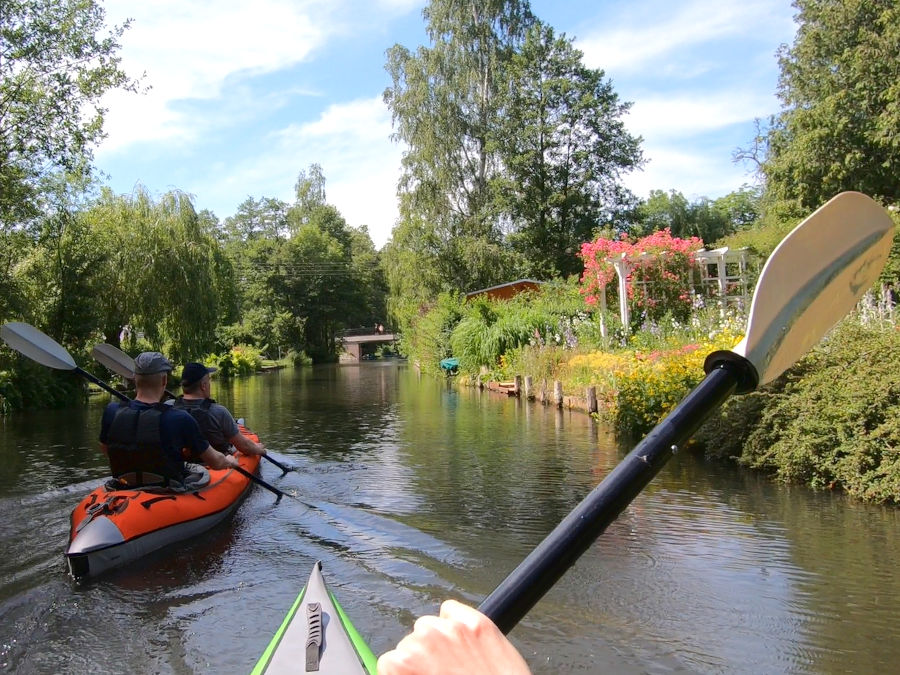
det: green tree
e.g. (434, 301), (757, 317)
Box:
(0, 0), (136, 228)
(763, 0), (900, 210)
(293, 163), (327, 222)
(497, 23), (642, 279)
(380, 217), (446, 339)
(273, 222), (351, 361)
(633, 187), (761, 245)
(83, 187), (230, 360)
(712, 184), (762, 231)
(633, 190), (692, 237)
(220, 235), (304, 357)
(222, 196), (289, 243)
(384, 0), (533, 294)
(347, 225), (388, 328)
(15, 175), (106, 349)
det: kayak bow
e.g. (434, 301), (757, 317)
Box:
(253, 561), (377, 675)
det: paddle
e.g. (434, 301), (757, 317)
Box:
(0, 323), (288, 502)
(477, 191), (895, 635)
(0, 322), (130, 402)
(91, 342), (298, 476)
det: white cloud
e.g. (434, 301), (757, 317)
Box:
(194, 97), (402, 248)
(577, 0), (793, 74)
(624, 145), (757, 201)
(280, 98), (403, 248)
(98, 0), (335, 152)
(625, 90), (779, 140)
(375, 0), (424, 10)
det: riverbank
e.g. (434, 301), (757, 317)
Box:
(449, 316), (900, 505)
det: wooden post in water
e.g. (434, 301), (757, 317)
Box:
(553, 381), (563, 408)
(587, 386), (598, 414)
(524, 376), (533, 400)
(514, 375), (522, 397)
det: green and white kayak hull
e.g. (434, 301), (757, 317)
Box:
(253, 561), (377, 674)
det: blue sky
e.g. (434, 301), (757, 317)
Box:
(95, 0), (798, 249)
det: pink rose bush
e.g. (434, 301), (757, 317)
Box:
(579, 229), (704, 327)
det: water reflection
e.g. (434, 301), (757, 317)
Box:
(0, 363), (898, 673)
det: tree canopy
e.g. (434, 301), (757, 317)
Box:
(0, 0), (136, 228)
(763, 0), (900, 210)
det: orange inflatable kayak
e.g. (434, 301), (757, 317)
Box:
(66, 425), (262, 580)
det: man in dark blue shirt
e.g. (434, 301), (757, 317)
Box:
(99, 351), (237, 488)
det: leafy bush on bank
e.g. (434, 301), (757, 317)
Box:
(204, 344), (264, 377)
(400, 292), (465, 376)
(0, 349), (90, 413)
(696, 319), (900, 504)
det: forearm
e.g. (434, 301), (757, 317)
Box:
(200, 446), (234, 469)
(231, 433), (265, 456)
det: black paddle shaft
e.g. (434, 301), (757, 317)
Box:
(478, 360), (746, 634)
(75, 366), (129, 402)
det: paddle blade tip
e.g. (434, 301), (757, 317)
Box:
(738, 192), (894, 387)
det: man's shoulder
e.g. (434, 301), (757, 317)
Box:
(162, 406), (198, 426)
(208, 401), (233, 416)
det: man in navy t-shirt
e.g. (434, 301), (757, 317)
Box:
(99, 351), (238, 488)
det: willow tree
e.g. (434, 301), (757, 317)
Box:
(384, 0), (533, 298)
(84, 187), (231, 360)
(764, 0), (900, 211)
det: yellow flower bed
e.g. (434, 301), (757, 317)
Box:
(565, 331), (742, 437)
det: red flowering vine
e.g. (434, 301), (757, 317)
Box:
(579, 229), (704, 325)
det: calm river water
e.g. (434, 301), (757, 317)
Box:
(1, 362), (899, 673)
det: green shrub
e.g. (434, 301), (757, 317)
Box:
(286, 349), (312, 367)
(0, 357), (84, 412)
(204, 344), (263, 377)
(697, 319), (900, 504)
(401, 292), (465, 375)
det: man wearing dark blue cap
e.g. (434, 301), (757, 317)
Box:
(172, 362), (267, 458)
(99, 352), (239, 489)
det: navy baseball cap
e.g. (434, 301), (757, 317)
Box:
(181, 362), (217, 386)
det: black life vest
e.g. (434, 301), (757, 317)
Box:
(106, 402), (181, 487)
(172, 397), (231, 453)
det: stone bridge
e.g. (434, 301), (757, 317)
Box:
(338, 329), (397, 361)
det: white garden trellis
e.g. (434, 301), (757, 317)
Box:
(595, 247), (753, 337)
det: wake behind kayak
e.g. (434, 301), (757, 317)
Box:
(253, 561), (377, 674)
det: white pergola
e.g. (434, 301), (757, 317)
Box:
(594, 247), (752, 337)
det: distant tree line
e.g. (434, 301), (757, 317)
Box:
(0, 0), (386, 410)
(3, 0), (898, 410)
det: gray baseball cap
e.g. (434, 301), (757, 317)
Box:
(134, 351), (174, 375)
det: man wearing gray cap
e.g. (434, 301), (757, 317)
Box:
(99, 352), (238, 488)
(172, 362), (267, 458)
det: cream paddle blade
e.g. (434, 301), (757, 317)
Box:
(91, 343), (136, 379)
(1, 321), (77, 370)
(734, 191), (894, 386)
